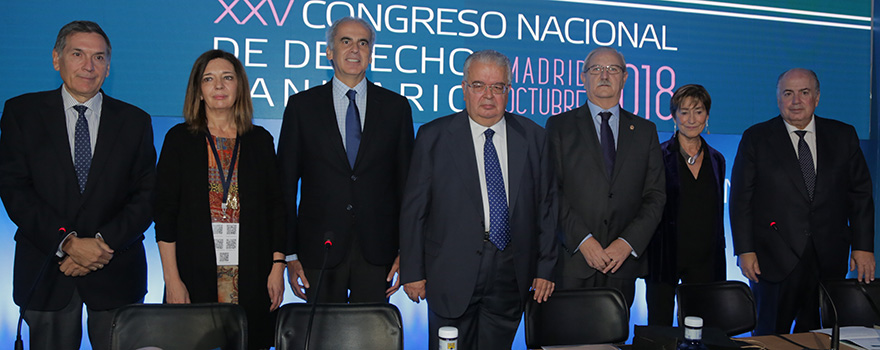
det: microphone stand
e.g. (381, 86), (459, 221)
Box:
(770, 223), (839, 350)
(304, 234), (333, 350)
(817, 282), (840, 350)
(16, 228), (69, 350)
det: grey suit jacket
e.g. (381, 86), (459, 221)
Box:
(399, 111), (558, 319)
(546, 104), (665, 279)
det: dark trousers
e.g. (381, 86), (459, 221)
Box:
(304, 234), (391, 303)
(645, 260), (717, 326)
(563, 272), (637, 308)
(428, 241), (523, 350)
(752, 242), (821, 335)
(23, 289), (119, 350)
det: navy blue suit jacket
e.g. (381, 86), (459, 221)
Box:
(0, 88), (154, 310)
(399, 111), (558, 318)
(730, 116), (873, 282)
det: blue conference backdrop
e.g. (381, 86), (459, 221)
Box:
(0, 0), (873, 348)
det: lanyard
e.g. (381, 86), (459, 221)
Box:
(206, 133), (240, 211)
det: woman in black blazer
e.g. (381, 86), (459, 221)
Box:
(154, 50), (286, 349)
(645, 84), (727, 326)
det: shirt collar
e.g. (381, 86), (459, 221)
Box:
(332, 76), (367, 100)
(783, 115), (816, 135)
(61, 85), (103, 113)
(468, 114), (507, 140)
(586, 99), (619, 121)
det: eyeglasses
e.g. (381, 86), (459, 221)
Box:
(465, 81), (509, 94)
(584, 64), (624, 75)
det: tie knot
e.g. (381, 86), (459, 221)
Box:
(794, 130), (807, 140)
(346, 89), (357, 101)
(599, 111), (612, 122)
(73, 105), (88, 115)
(484, 128), (495, 140)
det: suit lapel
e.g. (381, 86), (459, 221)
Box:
(769, 117), (811, 202)
(573, 105), (607, 181)
(357, 82), (382, 169)
(505, 114), (526, 214)
(614, 110), (638, 182)
(448, 112), (483, 214)
(813, 116), (831, 202)
(82, 94), (124, 201)
(43, 89), (79, 196)
(316, 82), (350, 169)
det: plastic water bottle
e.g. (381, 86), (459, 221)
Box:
(439, 326), (458, 350)
(677, 316), (709, 350)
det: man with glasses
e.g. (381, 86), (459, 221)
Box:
(400, 49), (558, 349)
(546, 46), (665, 308)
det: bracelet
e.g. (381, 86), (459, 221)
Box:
(273, 259), (286, 264)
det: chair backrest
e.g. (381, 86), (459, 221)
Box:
(820, 279), (880, 327)
(110, 303), (247, 350)
(525, 288), (629, 348)
(274, 302), (403, 350)
(675, 280), (756, 336)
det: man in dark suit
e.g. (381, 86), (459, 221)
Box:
(0, 21), (154, 349)
(278, 16), (413, 303)
(546, 47), (665, 307)
(730, 68), (874, 335)
(400, 50), (557, 349)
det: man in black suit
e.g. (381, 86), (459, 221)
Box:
(730, 68), (874, 335)
(0, 21), (154, 349)
(546, 47), (665, 307)
(278, 16), (413, 303)
(400, 49), (557, 349)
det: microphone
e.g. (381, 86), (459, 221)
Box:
(767, 221), (839, 350)
(16, 227), (69, 350)
(323, 231), (334, 248)
(304, 231), (334, 350)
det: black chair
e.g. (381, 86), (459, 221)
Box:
(525, 288), (629, 348)
(675, 280), (756, 336)
(110, 303), (247, 350)
(820, 279), (880, 327)
(274, 302), (403, 350)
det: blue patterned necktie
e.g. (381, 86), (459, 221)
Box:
(73, 105), (91, 193)
(599, 111), (616, 178)
(795, 130), (815, 200)
(345, 89), (361, 168)
(484, 128), (510, 250)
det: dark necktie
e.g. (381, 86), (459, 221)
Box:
(599, 111), (616, 178)
(73, 105), (91, 193)
(484, 129), (510, 251)
(795, 130), (816, 200)
(345, 89), (361, 168)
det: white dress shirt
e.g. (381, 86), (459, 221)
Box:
(468, 116), (509, 233)
(783, 115), (818, 170)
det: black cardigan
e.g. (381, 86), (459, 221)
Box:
(646, 133), (726, 284)
(154, 123), (285, 348)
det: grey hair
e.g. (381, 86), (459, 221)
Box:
(582, 47), (625, 72)
(777, 68), (820, 93)
(462, 49), (512, 84)
(326, 17), (376, 50)
(53, 20), (111, 56)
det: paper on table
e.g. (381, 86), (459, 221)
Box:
(812, 326), (880, 349)
(812, 326), (880, 339)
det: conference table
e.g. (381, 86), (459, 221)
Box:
(738, 332), (861, 350)
(530, 329), (867, 349)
